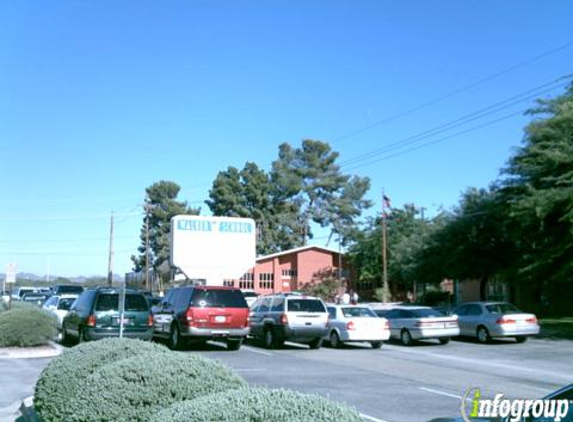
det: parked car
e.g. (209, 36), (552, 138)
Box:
(375, 305), (460, 346)
(451, 301), (540, 344)
(62, 287), (153, 343)
(324, 304), (390, 349)
(20, 291), (51, 306)
(11, 286), (39, 301)
(426, 383), (573, 422)
(249, 293), (329, 349)
(152, 285), (250, 351)
(241, 290), (259, 307)
(43, 294), (80, 334)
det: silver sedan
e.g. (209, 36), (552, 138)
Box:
(375, 306), (459, 346)
(451, 301), (540, 343)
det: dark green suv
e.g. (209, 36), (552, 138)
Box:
(62, 287), (153, 343)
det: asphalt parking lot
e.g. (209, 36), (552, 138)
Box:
(1, 337), (572, 422)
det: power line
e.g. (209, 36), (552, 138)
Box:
(333, 40), (573, 144)
(340, 77), (569, 170)
(0, 211), (140, 222)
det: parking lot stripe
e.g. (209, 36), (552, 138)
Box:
(419, 387), (465, 400)
(242, 345), (274, 356)
(360, 413), (392, 422)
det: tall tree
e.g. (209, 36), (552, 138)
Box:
(271, 139), (372, 245)
(501, 83), (573, 284)
(131, 181), (200, 281)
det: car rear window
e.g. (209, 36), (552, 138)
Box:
(341, 307), (377, 318)
(410, 308), (444, 318)
(287, 299), (326, 313)
(57, 286), (84, 294)
(191, 289), (248, 308)
(95, 293), (149, 312)
(486, 303), (521, 314)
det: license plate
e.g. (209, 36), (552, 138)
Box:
(114, 317), (132, 325)
(215, 315), (226, 323)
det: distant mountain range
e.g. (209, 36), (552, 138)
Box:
(1, 272), (125, 283)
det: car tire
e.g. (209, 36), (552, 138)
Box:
(308, 338), (323, 350)
(439, 338), (450, 345)
(515, 336), (528, 344)
(330, 331), (341, 348)
(477, 326), (491, 344)
(227, 338), (243, 351)
(264, 327), (280, 349)
(400, 329), (413, 346)
(169, 324), (183, 350)
(371, 341), (383, 349)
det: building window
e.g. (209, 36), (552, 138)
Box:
(259, 273), (274, 290)
(238, 272), (254, 289)
(281, 269), (297, 278)
(223, 279), (235, 287)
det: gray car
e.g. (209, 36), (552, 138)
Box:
(451, 301), (540, 344)
(375, 306), (460, 346)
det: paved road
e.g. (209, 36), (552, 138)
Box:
(1, 337), (571, 422)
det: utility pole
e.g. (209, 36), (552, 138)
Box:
(145, 201), (151, 292)
(381, 191), (390, 302)
(107, 211), (114, 286)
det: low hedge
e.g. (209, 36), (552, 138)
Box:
(152, 387), (364, 422)
(35, 338), (170, 422)
(59, 350), (246, 422)
(0, 305), (57, 347)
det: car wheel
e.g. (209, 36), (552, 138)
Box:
(515, 336), (528, 344)
(400, 329), (413, 346)
(264, 327), (279, 349)
(371, 341), (383, 349)
(169, 324), (182, 350)
(227, 338), (243, 351)
(308, 338), (322, 350)
(477, 326), (491, 344)
(439, 338), (450, 345)
(329, 331), (341, 348)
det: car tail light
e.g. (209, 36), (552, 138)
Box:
(185, 308), (195, 325)
(384, 320), (390, 330)
(147, 315), (153, 327)
(346, 321), (355, 331)
(496, 317), (516, 324)
(86, 315), (96, 327)
(526, 316), (537, 324)
(415, 321), (432, 328)
(280, 313), (288, 325)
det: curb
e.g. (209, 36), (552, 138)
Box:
(0, 341), (64, 360)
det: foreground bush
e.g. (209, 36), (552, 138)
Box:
(60, 350), (246, 422)
(152, 387), (364, 422)
(0, 305), (57, 347)
(35, 338), (170, 422)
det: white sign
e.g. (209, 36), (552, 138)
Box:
(170, 215), (256, 285)
(5, 263), (16, 284)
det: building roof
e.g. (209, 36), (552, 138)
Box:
(256, 245), (343, 262)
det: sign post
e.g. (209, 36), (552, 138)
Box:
(5, 263), (16, 310)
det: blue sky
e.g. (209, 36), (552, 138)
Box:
(1, 1), (572, 278)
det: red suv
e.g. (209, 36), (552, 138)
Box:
(152, 285), (250, 350)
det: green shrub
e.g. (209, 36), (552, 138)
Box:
(60, 350), (246, 422)
(0, 305), (57, 347)
(35, 338), (170, 422)
(152, 387), (364, 422)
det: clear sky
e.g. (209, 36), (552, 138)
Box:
(1, 1), (572, 278)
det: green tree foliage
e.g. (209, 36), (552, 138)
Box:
(206, 163), (299, 255)
(500, 84), (573, 284)
(131, 181), (200, 278)
(271, 140), (371, 245)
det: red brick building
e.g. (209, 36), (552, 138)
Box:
(223, 245), (348, 295)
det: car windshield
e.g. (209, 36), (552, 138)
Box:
(287, 299), (326, 313)
(191, 289), (248, 308)
(341, 307), (377, 318)
(486, 303), (522, 314)
(95, 293), (149, 312)
(410, 308), (444, 318)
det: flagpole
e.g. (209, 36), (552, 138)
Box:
(381, 190), (390, 302)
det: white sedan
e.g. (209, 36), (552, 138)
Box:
(325, 305), (391, 349)
(43, 294), (79, 333)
